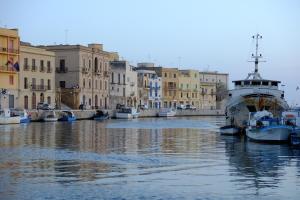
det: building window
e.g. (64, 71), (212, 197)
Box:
(24, 77), (28, 89)
(32, 78), (36, 89)
(59, 81), (65, 88)
(59, 59), (65, 70)
(95, 80), (98, 89)
(24, 58), (28, 70)
(32, 59), (36, 71)
(118, 73), (121, 84)
(111, 72), (114, 83)
(174, 74), (176, 78)
(89, 79), (91, 89)
(100, 80), (102, 90)
(123, 88), (125, 97)
(47, 61), (51, 72)
(9, 75), (14, 85)
(24, 96), (28, 109)
(40, 60), (44, 72)
(123, 74), (126, 84)
(48, 79), (51, 90)
(165, 73), (167, 77)
(40, 79), (44, 89)
(105, 81), (107, 90)
(83, 79), (85, 88)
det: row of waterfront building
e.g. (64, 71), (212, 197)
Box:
(0, 27), (228, 111)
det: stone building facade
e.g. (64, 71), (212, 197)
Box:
(44, 44), (117, 109)
(0, 28), (19, 109)
(19, 43), (56, 109)
(110, 60), (137, 109)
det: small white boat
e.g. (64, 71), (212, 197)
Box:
(0, 109), (21, 125)
(220, 125), (240, 135)
(158, 108), (176, 117)
(42, 110), (58, 122)
(116, 107), (140, 119)
(246, 111), (292, 142)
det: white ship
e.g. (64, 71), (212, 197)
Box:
(225, 34), (289, 129)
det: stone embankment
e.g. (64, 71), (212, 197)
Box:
(28, 109), (225, 121)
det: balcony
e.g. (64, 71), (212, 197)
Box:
(31, 84), (47, 91)
(23, 65), (30, 71)
(40, 66), (45, 72)
(0, 47), (7, 53)
(31, 66), (37, 72)
(0, 66), (17, 73)
(56, 67), (68, 73)
(104, 71), (109, 77)
(8, 49), (19, 54)
(47, 67), (52, 73)
(94, 69), (101, 76)
(81, 67), (89, 74)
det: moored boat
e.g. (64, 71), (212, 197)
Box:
(59, 110), (76, 122)
(246, 111), (292, 142)
(0, 109), (21, 125)
(220, 125), (240, 135)
(158, 108), (176, 117)
(225, 34), (289, 130)
(116, 107), (139, 119)
(93, 110), (109, 121)
(42, 110), (58, 122)
(20, 110), (31, 123)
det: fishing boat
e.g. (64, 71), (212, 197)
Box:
(116, 107), (139, 119)
(20, 110), (31, 123)
(58, 110), (76, 122)
(225, 34), (289, 130)
(0, 109), (21, 125)
(42, 110), (58, 122)
(158, 108), (176, 117)
(220, 125), (240, 135)
(92, 110), (109, 121)
(246, 111), (292, 142)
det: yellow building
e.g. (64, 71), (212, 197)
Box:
(199, 80), (216, 109)
(178, 70), (201, 108)
(161, 68), (179, 108)
(0, 28), (20, 109)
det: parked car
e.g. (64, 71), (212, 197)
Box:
(185, 104), (196, 110)
(37, 103), (55, 110)
(176, 104), (186, 110)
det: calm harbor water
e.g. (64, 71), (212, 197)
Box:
(1, 116), (300, 200)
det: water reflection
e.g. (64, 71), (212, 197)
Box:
(0, 117), (300, 199)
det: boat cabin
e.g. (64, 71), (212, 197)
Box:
(233, 79), (280, 89)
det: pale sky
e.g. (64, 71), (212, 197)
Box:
(1, 0), (299, 105)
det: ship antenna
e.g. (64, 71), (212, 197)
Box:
(247, 33), (265, 80)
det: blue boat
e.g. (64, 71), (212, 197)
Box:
(18, 110), (31, 123)
(93, 110), (109, 121)
(290, 128), (300, 146)
(58, 110), (77, 122)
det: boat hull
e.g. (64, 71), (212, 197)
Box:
(94, 115), (109, 121)
(0, 116), (21, 125)
(158, 110), (176, 117)
(43, 118), (58, 122)
(246, 126), (292, 142)
(116, 113), (139, 119)
(220, 125), (240, 135)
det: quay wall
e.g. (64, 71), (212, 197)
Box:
(28, 109), (224, 121)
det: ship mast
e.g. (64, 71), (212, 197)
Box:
(246, 33), (265, 80)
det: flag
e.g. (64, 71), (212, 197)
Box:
(13, 62), (19, 71)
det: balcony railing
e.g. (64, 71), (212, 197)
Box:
(31, 66), (37, 72)
(0, 66), (17, 72)
(31, 84), (47, 91)
(94, 69), (101, 75)
(40, 67), (45, 72)
(0, 47), (7, 53)
(56, 67), (68, 73)
(47, 67), (52, 73)
(23, 65), (30, 71)
(104, 71), (109, 77)
(8, 49), (19, 54)
(82, 67), (89, 74)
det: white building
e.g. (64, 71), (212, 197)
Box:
(110, 61), (138, 109)
(136, 69), (162, 109)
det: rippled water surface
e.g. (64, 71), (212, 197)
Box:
(1, 116), (300, 200)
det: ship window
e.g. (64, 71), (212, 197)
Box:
(252, 81), (260, 86)
(271, 82), (278, 86)
(262, 81), (269, 86)
(247, 105), (256, 112)
(264, 106), (270, 111)
(235, 81), (241, 86)
(244, 81), (250, 85)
